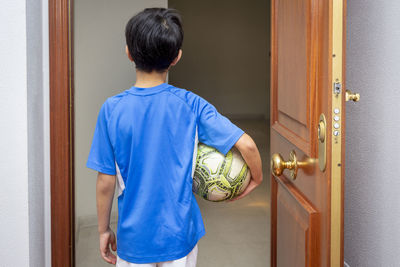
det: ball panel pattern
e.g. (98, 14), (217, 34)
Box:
(193, 143), (250, 202)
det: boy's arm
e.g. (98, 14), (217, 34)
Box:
(96, 172), (117, 264)
(230, 133), (263, 201)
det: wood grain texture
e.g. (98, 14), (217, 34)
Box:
(271, 0), (318, 158)
(276, 0), (309, 127)
(49, 0), (75, 265)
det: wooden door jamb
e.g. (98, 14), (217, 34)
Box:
(49, 0), (75, 265)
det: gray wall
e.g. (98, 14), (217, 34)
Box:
(74, 0), (167, 221)
(168, 0), (270, 119)
(344, 0), (400, 266)
(27, 0), (49, 266)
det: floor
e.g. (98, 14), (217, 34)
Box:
(76, 119), (270, 267)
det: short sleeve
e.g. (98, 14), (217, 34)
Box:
(86, 101), (116, 175)
(197, 98), (245, 155)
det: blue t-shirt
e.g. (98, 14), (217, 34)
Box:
(87, 83), (244, 264)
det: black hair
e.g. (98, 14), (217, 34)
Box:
(125, 8), (183, 73)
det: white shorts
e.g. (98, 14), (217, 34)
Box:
(116, 245), (198, 267)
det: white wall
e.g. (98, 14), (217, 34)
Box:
(0, 1), (29, 266)
(74, 0), (168, 223)
(344, 1), (400, 266)
(168, 0), (270, 119)
(0, 0), (50, 266)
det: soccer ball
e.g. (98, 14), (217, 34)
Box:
(193, 143), (251, 202)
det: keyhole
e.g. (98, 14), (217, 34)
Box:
(318, 121), (325, 143)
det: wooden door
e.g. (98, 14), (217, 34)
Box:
(270, 0), (346, 266)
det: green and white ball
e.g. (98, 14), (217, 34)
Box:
(193, 143), (251, 202)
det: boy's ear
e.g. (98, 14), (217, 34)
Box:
(125, 45), (134, 62)
(170, 49), (182, 67)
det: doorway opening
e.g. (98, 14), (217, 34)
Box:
(72, 1), (271, 266)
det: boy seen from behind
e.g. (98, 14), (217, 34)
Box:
(87, 8), (263, 267)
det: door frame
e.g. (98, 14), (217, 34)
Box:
(49, 0), (75, 265)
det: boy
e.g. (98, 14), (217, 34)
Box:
(87, 8), (263, 267)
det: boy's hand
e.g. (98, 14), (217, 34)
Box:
(230, 133), (263, 202)
(99, 227), (117, 265)
(229, 177), (261, 202)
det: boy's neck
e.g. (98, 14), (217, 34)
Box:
(134, 70), (168, 88)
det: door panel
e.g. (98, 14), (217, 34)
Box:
(272, 0), (316, 156)
(277, 0), (309, 127)
(276, 176), (319, 267)
(270, 0), (346, 266)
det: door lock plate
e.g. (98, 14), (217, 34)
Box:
(333, 82), (342, 95)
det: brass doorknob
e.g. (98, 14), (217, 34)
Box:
(345, 89), (360, 102)
(271, 150), (299, 180)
